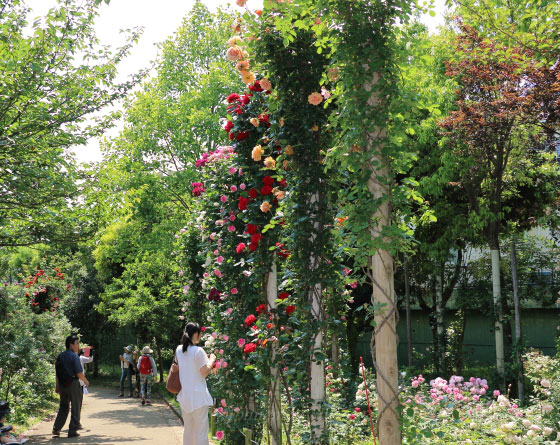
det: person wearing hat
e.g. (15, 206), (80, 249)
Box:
(119, 345), (135, 397)
(137, 346), (158, 405)
(0, 401), (27, 443)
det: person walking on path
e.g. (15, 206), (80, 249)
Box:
(53, 334), (89, 438)
(176, 322), (216, 445)
(78, 347), (93, 425)
(137, 346), (158, 406)
(119, 345), (135, 397)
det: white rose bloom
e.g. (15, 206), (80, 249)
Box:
(543, 427), (553, 436)
(522, 419), (532, 428)
(527, 430), (536, 438)
(529, 424), (541, 432)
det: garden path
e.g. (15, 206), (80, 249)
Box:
(23, 386), (184, 444)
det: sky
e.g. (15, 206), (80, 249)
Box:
(25, 0), (447, 164)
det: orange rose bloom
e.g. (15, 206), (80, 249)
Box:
(284, 145), (293, 155)
(264, 156), (276, 169)
(250, 118), (260, 127)
(226, 46), (242, 62)
(307, 92), (323, 106)
(241, 71), (255, 84)
(312, 123), (319, 131)
(260, 78), (272, 91)
(252, 145), (264, 161)
(260, 201), (272, 213)
(237, 60), (250, 71)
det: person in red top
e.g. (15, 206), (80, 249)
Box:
(137, 346), (158, 405)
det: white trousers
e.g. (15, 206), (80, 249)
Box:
(182, 406), (209, 445)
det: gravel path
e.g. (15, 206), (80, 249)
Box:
(23, 385), (184, 444)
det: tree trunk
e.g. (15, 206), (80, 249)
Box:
(404, 259), (413, 367)
(510, 239), (524, 403)
(436, 271), (445, 372)
(491, 249), (505, 377)
(365, 71), (400, 444)
(266, 260), (282, 445)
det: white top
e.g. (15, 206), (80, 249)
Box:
(79, 355), (93, 387)
(175, 345), (213, 413)
(121, 352), (134, 369)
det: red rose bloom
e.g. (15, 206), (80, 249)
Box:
(249, 188), (258, 198)
(245, 224), (258, 234)
(251, 233), (262, 243)
(234, 106), (243, 115)
(260, 185), (273, 195)
(249, 81), (263, 92)
(256, 304), (266, 314)
(236, 243), (246, 254)
(278, 292), (290, 300)
(286, 305), (296, 315)
(249, 242), (258, 251)
(224, 120), (234, 132)
(245, 314), (257, 327)
(262, 176), (274, 186)
(228, 133), (235, 140)
(238, 196), (249, 211)
(243, 343), (257, 354)
(227, 93), (240, 103)
(276, 243), (290, 258)
(258, 114), (269, 123)
(236, 132), (249, 142)
(241, 94), (251, 105)
(277, 179), (287, 188)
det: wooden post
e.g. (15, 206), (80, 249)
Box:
(266, 260), (282, 445)
(365, 71), (401, 444)
(210, 409), (216, 436)
(511, 239), (524, 403)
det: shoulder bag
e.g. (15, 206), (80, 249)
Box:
(166, 352), (181, 394)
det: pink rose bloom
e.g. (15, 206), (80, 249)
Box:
(179, 270), (184, 277)
(411, 380), (419, 388)
(222, 361), (227, 368)
(240, 183), (246, 190)
(231, 288), (238, 295)
(493, 390), (500, 397)
(221, 399), (227, 408)
(201, 326), (206, 332)
(220, 195), (228, 202)
(223, 335), (229, 341)
(230, 185), (238, 193)
(228, 225), (235, 232)
(183, 285), (190, 294)
(215, 361), (221, 369)
(229, 214), (236, 221)
(179, 315), (185, 320)
(219, 349), (224, 355)
(217, 407), (224, 414)
(212, 332), (218, 338)
(217, 256), (224, 264)
(226, 308), (233, 314)
(229, 167), (237, 174)
(214, 269), (223, 278)
(210, 232), (217, 240)
(340, 315), (346, 321)
(349, 282), (358, 289)
(214, 250), (219, 255)
(234, 407), (240, 413)
(237, 338), (246, 347)
(349, 414), (356, 420)
(203, 272), (209, 278)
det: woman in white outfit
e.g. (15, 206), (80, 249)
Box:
(176, 322), (216, 445)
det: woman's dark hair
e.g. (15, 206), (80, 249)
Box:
(181, 322), (201, 353)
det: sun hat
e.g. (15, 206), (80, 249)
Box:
(141, 346), (153, 354)
(0, 401), (10, 417)
(124, 345), (133, 352)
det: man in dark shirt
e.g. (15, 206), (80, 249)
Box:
(52, 334), (89, 438)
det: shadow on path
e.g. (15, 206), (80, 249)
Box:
(24, 386), (183, 444)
